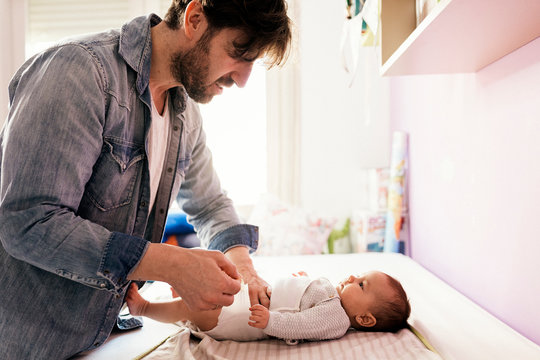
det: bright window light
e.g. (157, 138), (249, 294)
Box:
(199, 64), (267, 207)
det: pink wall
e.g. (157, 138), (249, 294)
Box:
(390, 38), (540, 345)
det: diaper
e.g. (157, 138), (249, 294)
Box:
(203, 276), (313, 341)
(269, 276), (312, 312)
(203, 283), (268, 341)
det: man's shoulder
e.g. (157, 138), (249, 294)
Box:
(33, 29), (123, 81)
(61, 28), (120, 47)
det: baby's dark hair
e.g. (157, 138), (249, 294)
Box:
(368, 274), (410, 332)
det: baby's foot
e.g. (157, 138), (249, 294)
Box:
(126, 283), (148, 316)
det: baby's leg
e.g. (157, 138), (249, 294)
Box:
(126, 283), (221, 330)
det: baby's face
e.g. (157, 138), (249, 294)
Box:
(336, 271), (392, 318)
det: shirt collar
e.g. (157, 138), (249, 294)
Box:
(119, 14), (187, 114)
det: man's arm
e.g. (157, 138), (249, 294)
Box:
(0, 45), (139, 294)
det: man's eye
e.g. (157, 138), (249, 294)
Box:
(359, 282), (364, 289)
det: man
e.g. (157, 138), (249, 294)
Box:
(0, 0), (291, 358)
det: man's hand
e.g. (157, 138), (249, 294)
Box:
(128, 243), (241, 311)
(225, 246), (271, 308)
(248, 304), (270, 329)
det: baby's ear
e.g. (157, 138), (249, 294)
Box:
(355, 313), (376, 328)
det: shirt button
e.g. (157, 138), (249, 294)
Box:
(141, 201), (147, 207)
(167, 167), (173, 173)
(173, 126), (179, 131)
(159, 208), (165, 214)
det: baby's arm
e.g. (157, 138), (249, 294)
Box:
(247, 299), (349, 340)
(264, 298), (350, 340)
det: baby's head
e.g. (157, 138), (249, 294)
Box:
(336, 271), (410, 332)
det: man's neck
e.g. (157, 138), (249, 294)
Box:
(149, 21), (185, 114)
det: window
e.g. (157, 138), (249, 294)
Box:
(26, 0), (171, 57)
(25, 0), (268, 208)
(199, 64), (267, 207)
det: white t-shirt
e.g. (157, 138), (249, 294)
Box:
(147, 94), (170, 210)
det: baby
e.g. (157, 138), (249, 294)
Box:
(126, 270), (410, 343)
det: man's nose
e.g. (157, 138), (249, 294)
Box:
(231, 62), (253, 88)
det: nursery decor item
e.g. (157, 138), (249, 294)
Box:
(248, 194), (335, 256)
(383, 131), (408, 253)
(351, 210), (386, 252)
(327, 218), (351, 254)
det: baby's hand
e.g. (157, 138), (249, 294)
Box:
(248, 304), (270, 329)
(126, 283), (149, 316)
(292, 271), (308, 277)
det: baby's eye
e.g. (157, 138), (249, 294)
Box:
(359, 281), (364, 289)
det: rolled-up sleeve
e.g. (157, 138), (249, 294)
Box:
(207, 224), (259, 253)
(97, 232), (149, 291)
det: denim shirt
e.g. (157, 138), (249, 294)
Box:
(0, 14), (258, 359)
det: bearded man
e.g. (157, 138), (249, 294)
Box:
(0, 1), (291, 358)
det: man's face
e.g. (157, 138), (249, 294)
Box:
(170, 27), (255, 104)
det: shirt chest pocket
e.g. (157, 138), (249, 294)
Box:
(85, 138), (145, 211)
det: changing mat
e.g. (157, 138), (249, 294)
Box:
(75, 253), (540, 360)
(138, 326), (441, 360)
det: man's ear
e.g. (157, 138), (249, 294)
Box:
(183, 0), (207, 40)
(355, 313), (376, 328)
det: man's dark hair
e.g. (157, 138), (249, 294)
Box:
(369, 274), (411, 332)
(164, 0), (292, 67)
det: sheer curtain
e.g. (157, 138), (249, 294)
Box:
(266, 0), (301, 206)
(199, 64), (267, 208)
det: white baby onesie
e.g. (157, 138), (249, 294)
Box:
(203, 276), (311, 341)
(202, 276), (350, 342)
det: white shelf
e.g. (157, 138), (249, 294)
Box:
(380, 0), (540, 76)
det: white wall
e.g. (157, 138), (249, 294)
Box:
(297, 0), (390, 218)
(0, 0), (26, 129)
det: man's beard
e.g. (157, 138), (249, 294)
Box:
(170, 30), (216, 104)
